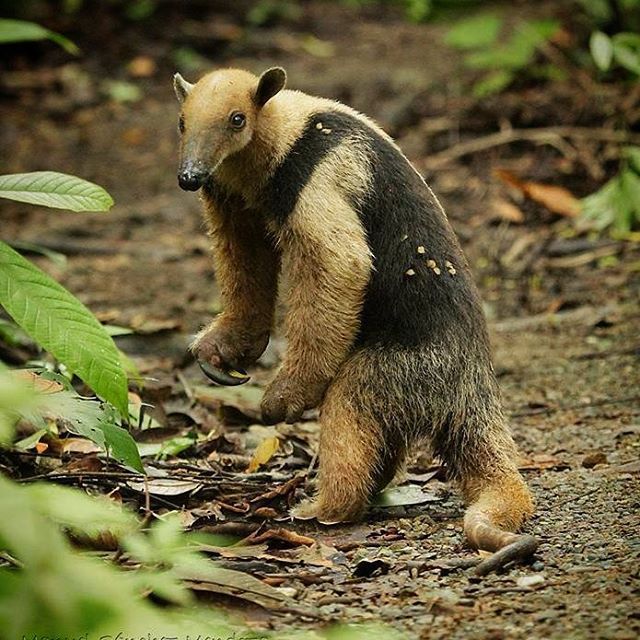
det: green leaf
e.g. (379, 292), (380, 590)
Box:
(581, 176), (619, 230)
(372, 484), (439, 507)
(618, 169), (640, 232)
(0, 19), (79, 55)
(14, 428), (48, 451)
(473, 69), (514, 97)
(466, 44), (529, 70)
(625, 145), (640, 174)
(590, 31), (614, 71)
(8, 240), (67, 268)
(0, 241), (128, 415)
(0, 172), (113, 212)
(612, 32), (640, 75)
(445, 14), (503, 50)
(101, 415), (144, 472)
(521, 19), (560, 42)
(580, 171), (640, 234)
(405, 0), (432, 23)
(32, 389), (144, 473)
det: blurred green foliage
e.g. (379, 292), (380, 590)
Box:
(0, 17), (78, 52)
(445, 14), (560, 96)
(581, 147), (640, 235)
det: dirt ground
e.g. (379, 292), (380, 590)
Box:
(1, 1), (639, 638)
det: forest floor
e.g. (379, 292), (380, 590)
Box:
(1, 1), (639, 639)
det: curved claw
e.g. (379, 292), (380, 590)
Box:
(198, 360), (250, 386)
(474, 534), (539, 577)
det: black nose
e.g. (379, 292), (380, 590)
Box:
(178, 170), (204, 191)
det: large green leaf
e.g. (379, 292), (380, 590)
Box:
(0, 172), (113, 212)
(0, 241), (128, 415)
(0, 19), (79, 55)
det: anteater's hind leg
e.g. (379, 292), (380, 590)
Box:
(436, 408), (537, 575)
(292, 353), (403, 524)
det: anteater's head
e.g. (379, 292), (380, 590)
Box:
(172, 67), (286, 191)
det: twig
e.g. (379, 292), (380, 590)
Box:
(176, 370), (194, 402)
(424, 126), (640, 169)
(510, 394), (640, 418)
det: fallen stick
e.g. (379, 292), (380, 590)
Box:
(424, 126), (640, 169)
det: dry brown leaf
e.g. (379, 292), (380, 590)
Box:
(493, 198), (525, 223)
(11, 370), (63, 394)
(62, 438), (102, 454)
(246, 436), (279, 473)
(524, 182), (580, 217)
(495, 169), (580, 218)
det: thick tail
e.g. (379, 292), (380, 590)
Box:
(463, 472), (538, 576)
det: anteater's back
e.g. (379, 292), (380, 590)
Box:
(261, 99), (488, 353)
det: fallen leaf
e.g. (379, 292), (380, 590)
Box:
(127, 478), (202, 496)
(246, 436), (280, 473)
(65, 454), (104, 473)
(195, 384), (263, 424)
(177, 565), (289, 610)
(496, 169), (580, 217)
(11, 370), (63, 394)
(61, 438), (103, 454)
(372, 484), (440, 507)
(493, 198), (525, 223)
(128, 315), (181, 334)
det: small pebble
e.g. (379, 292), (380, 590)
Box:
(516, 574), (545, 588)
(532, 561), (545, 571)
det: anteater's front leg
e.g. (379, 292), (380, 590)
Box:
(193, 203), (279, 371)
(261, 196), (372, 424)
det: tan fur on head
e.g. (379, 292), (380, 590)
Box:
(174, 68), (288, 181)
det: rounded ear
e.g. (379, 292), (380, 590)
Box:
(254, 67), (287, 107)
(173, 73), (194, 104)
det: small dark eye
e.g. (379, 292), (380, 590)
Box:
(178, 115), (185, 134)
(229, 112), (246, 129)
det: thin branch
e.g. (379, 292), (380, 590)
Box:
(424, 127), (640, 169)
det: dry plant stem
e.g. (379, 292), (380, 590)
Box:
(425, 127), (640, 169)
